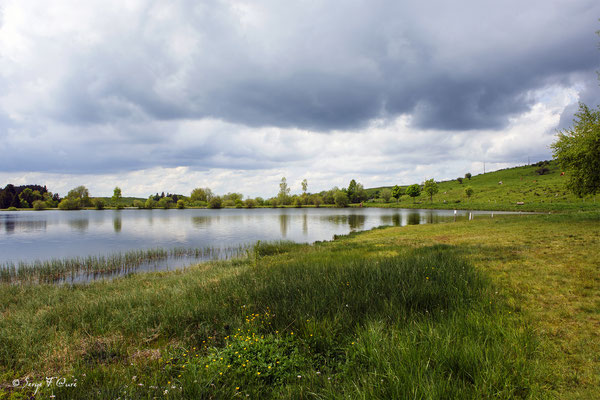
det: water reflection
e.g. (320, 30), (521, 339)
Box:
(302, 213), (308, 235)
(0, 217), (47, 234)
(192, 216), (212, 227)
(323, 214), (365, 230)
(68, 218), (89, 232)
(279, 213), (289, 237)
(407, 212), (421, 225)
(348, 214), (365, 230)
(113, 216), (122, 233)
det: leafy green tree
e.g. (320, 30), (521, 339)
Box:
(32, 200), (46, 210)
(190, 187), (213, 202)
(208, 196), (222, 209)
(347, 179), (358, 200)
(465, 172), (472, 180)
(133, 200), (145, 209)
(405, 184), (421, 203)
(244, 198), (256, 208)
(551, 103), (600, 197)
(92, 198), (105, 210)
(112, 187), (122, 208)
(58, 198), (80, 210)
(423, 179), (439, 203)
(67, 186), (91, 207)
(302, 179), (308, 194)
(311, 194), (323, 207)
(334, 190), (349, 207)
(177, 199), (186, 209)
(278, 177), (291, 205)
(380, 188), (392, 203)
(465, 186), (474, 199)
(223, 192), (243, 202)
(391, 185), (403, 202)
(145, 197), (156, 209)
(158, 197), (173, 209)
(457, 177), (463, 184)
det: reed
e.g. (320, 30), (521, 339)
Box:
(0, 245), (250, 284)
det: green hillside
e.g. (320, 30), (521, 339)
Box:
(365, 160), (599, 212)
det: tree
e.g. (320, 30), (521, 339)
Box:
(67, 186), (91, 208)
(190, 187), (213, 202)
(145, 197), (156, 209)
(465, 172), (472, 180)
(208, 196), (222, 209)
(92, 198), (105, 210)
(456, 177), (463, 184)
(380, 188), (392, 203)
(423, 179), (439, 203)
(32, 200), (46, 210)
(177, 199), (186, 209)
(158, 197), (173, 209)
(465, 186), (474, 199)
(334, 190), (349, 207)
(112, 187), (122, 208)
(391, 185), (403, 202)
(311, 194), (323, 207)
(405, 184), (421, 203)
(278, 177), (291, 205)
(301, 179), (308, 194)
(551, 103), (600, 198)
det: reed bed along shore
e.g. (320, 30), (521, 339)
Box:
(0, 245), (250, 284)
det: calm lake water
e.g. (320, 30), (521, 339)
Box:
(0, 208), (508, 265)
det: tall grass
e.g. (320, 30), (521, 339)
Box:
(0, 242), (543, 399)
(0, 245), (249, 284)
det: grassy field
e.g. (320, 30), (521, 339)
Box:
(365, 161), (599, 212)
(1, 211), (598, 398)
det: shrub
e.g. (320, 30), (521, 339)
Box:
(177, 199), (185, 209)
(208, 196), (222, 209)
(334, 191), (349, 207)
(244, 198), (256, 208)
(92, 198), (105, 210)
(222, 199), (235, 208)
(536, 167), (550, 175)
(7, 206), (18, 211)
(58, 198), (81, 210)
(144, 198), (156, 209)
(32, 200), (46, 210)
(133, 200), (145, 209)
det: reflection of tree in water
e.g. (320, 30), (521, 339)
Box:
(113, 216), (122, 233)
(324, 214), (365, 230)
(302, 213), (308, 235)
(192, 216), (213, 227)
(2, 219), (16, 233)
(407, 213), (421, 225)
(69, 219), (89, 232)
(1, 218), (47, 234)
(392, 213), (401, 227)
(348, 214), (365, 230)
(279, 213), (289, 237)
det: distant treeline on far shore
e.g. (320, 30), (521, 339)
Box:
(0, 177), (379, 210)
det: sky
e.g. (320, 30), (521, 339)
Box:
(1, 1), (599, 198)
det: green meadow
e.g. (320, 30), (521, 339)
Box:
(366, 161), (599, 212)
(1, 210), (598, 399)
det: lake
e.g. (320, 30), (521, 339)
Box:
(0, 207), (513, 263)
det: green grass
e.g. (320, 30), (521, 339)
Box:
(1, 212), (598, 398)
(365, 160), (599, 212)
(1, 234), (546, 398)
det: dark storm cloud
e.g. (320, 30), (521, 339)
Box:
(1, 0), (599, 179)
(11, 0), (596, 133)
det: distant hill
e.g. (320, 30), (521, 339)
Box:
(364, 160), (598, 212)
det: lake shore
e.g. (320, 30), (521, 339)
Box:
(1, 211), (598, 398)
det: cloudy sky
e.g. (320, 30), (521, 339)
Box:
(1, 1), (599, 198)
